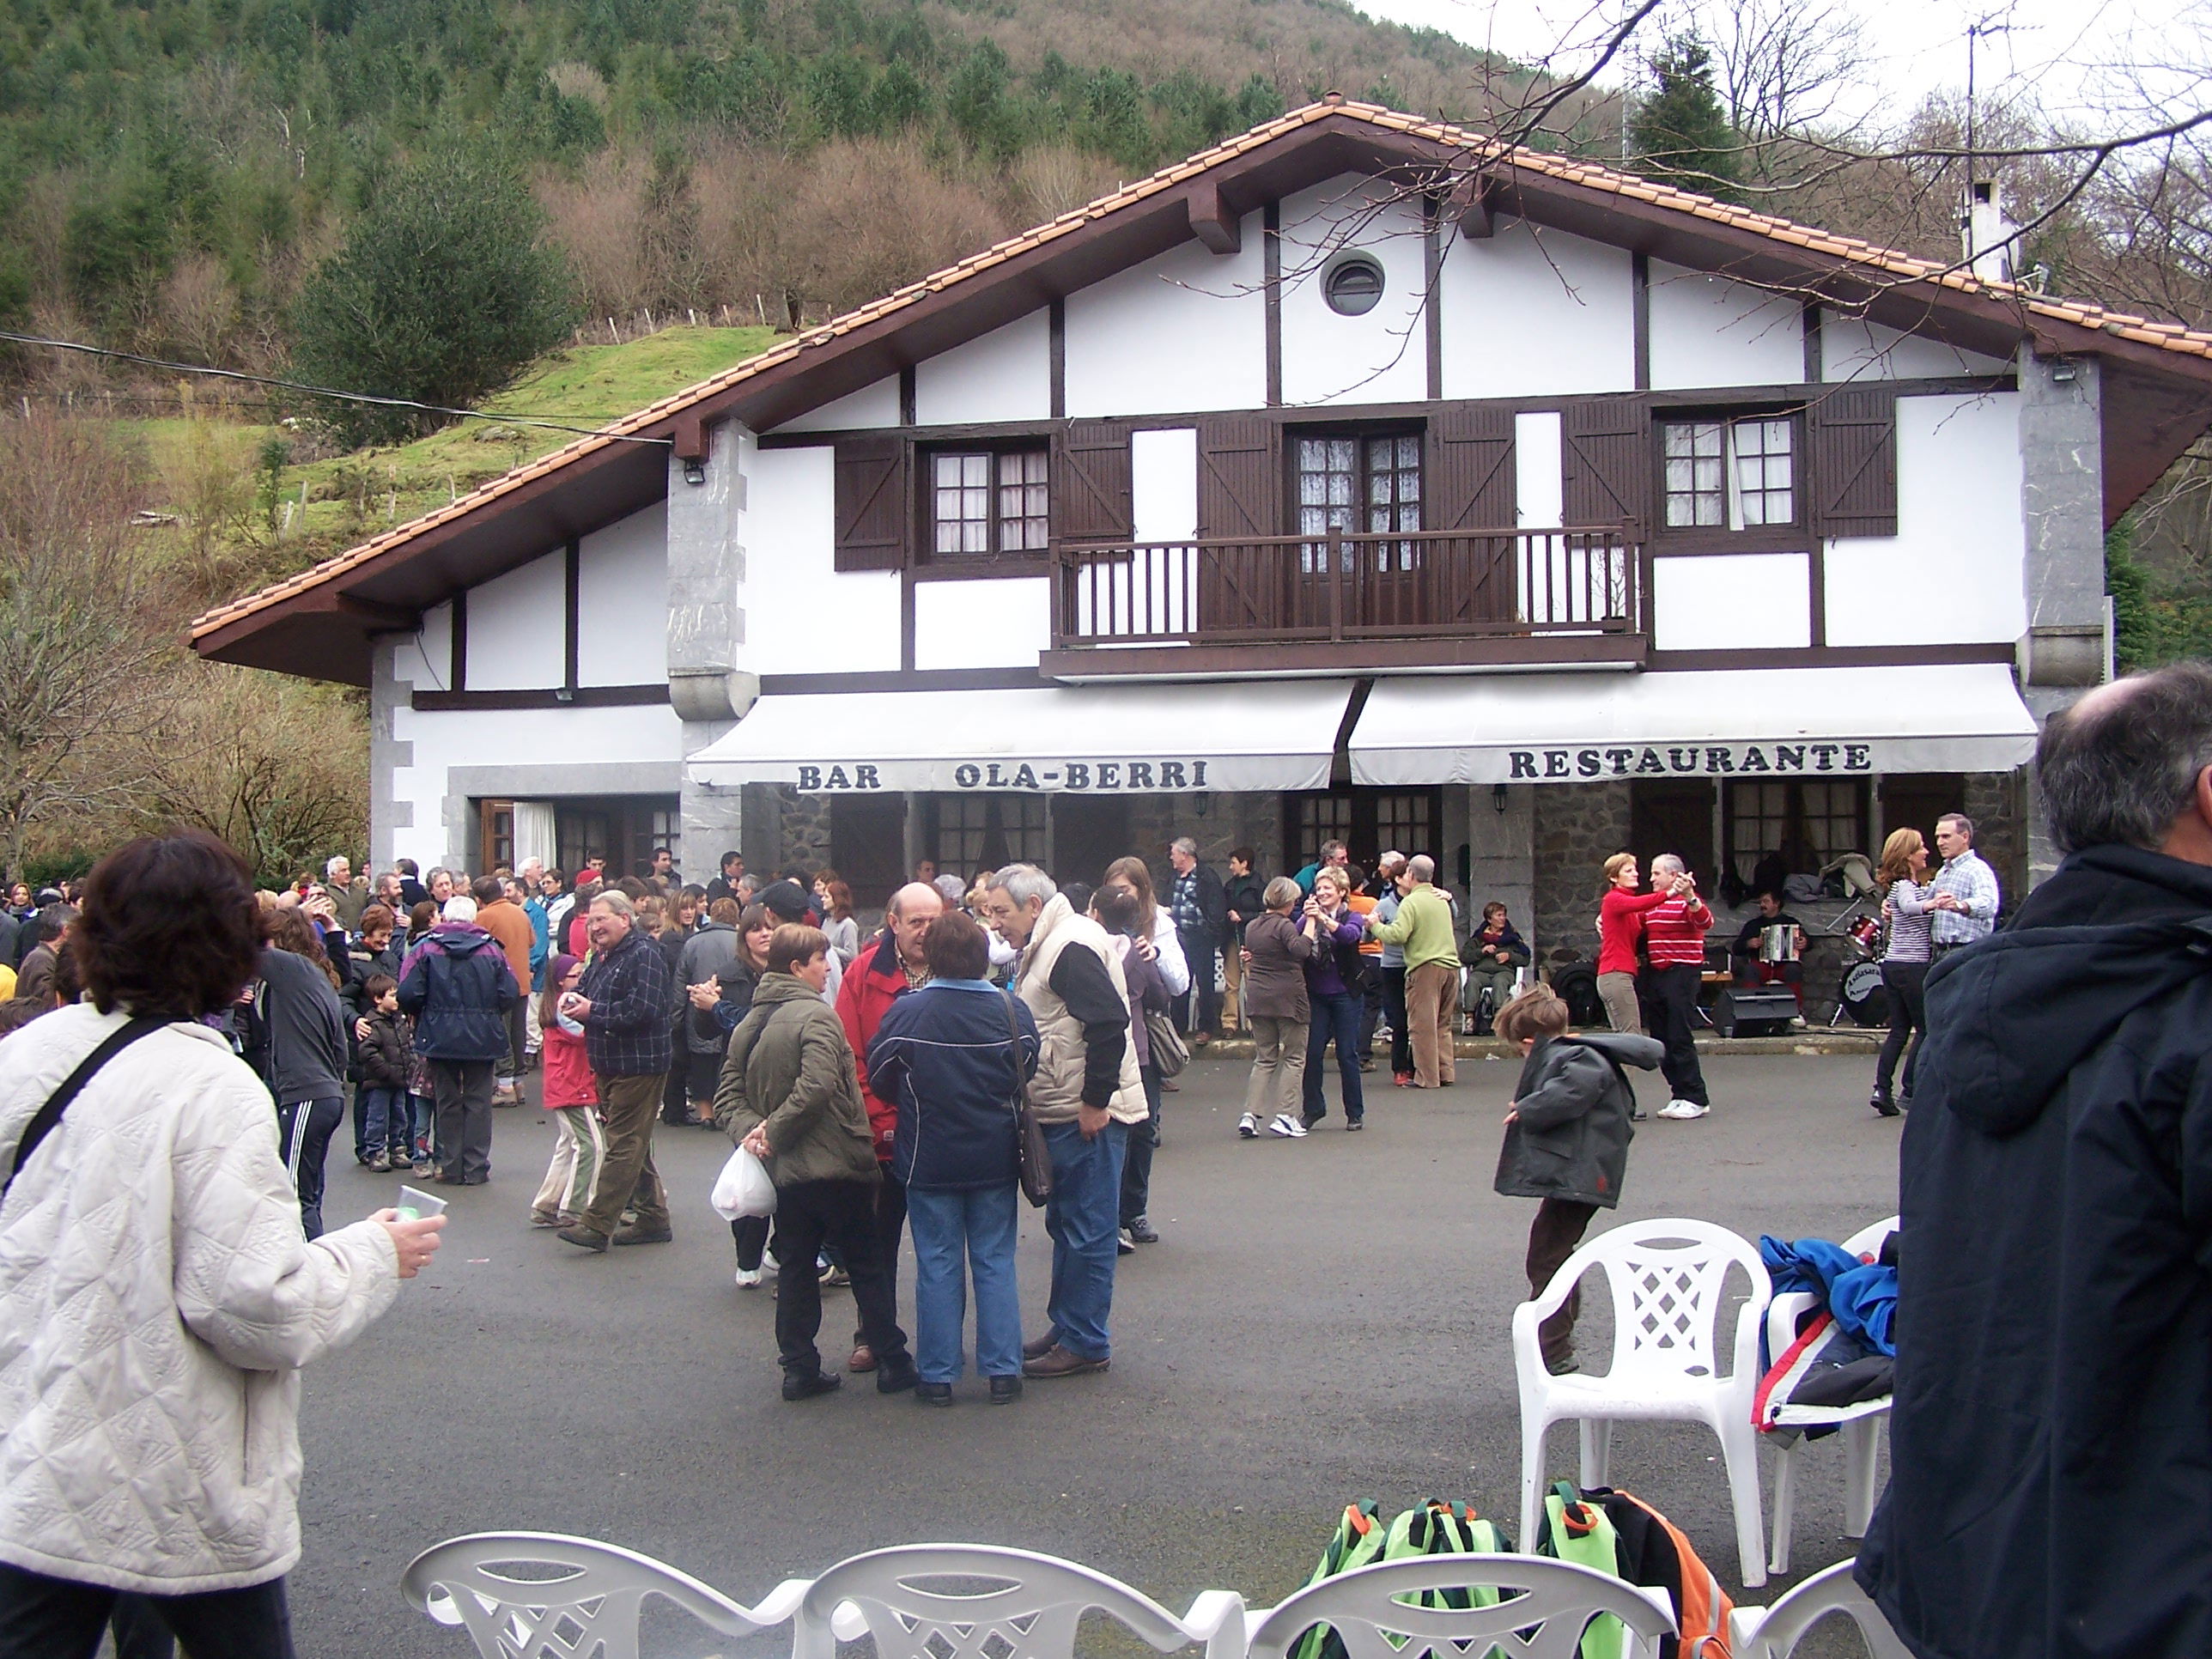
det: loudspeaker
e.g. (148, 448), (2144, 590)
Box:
(1714, 986), (1798, 1038)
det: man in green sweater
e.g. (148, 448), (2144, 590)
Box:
(1364, 854), (1459, 1088)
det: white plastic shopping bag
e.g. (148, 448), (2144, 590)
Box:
(709, 1146), (776, 1220)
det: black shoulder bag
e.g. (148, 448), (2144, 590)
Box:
(3, 1017), (167, 1200)
(1000, 989), (1051, 1207)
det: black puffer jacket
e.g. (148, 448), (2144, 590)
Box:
(1858, 844), (2212, 1659)
(1492, 1032), (1659, 1207)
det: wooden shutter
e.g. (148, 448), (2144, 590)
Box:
(1195, 417), (1279, 538)
(1052, 421), (1133, 543)
(832, 434), (908, 571)
(1425, 403), (1516, 531)
(1562, 398), (1651, 533)
(1808, 385), (1898, 538)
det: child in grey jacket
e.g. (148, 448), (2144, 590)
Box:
(1492, 984), (1662, 1375)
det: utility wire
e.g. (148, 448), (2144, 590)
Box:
(0, 329), (673, 446)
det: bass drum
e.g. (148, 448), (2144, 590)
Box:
(1841, 961), (1890, 1028)
(1548, 963), (1607, 1030)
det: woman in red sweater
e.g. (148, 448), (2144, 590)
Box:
(1595, 853), (1670, 1035)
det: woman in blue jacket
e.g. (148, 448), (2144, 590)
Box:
(866, 909), (1039, 1406)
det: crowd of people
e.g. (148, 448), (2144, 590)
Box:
(7, 656), (2212, 1656)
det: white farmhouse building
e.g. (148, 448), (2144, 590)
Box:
(192, 100), (2212, 975)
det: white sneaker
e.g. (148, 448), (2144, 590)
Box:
(1238, 1112), (1259, 1139)
(734, 1266), (763, 1289)
(1656, 1098), (1710, 1120)
(1268, 1112), (1309, 1138)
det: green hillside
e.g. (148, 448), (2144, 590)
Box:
(0, 0), (1507, 374)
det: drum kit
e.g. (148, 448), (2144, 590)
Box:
(1836, 911), (1889, 1027)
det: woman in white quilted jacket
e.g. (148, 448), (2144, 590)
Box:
(0, 830), (444, 1659)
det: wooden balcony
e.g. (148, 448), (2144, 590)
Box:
(1040, 526), (1648, 679)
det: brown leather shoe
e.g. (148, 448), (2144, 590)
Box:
(1021, 1332), (1056, 1361)
(1022, 1344), (1109, 1379)
(848, 1344), (878, 1373)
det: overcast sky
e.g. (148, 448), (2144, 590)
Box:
(1345, 0), (2204, 135)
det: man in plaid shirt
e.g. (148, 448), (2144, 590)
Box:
(1927, 811), (2001, 955)
(1637, 854), (1715, 1120)
(558, 890), (676, 1252)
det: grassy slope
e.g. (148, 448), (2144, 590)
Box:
(138, 325), (782, 574)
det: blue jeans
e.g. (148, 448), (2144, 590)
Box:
(1302, 990), (1366, 1122)
(1040, 1118), (1129, 1361)
(360, 1087), (412, 1161)
(906, 1182), (1022, 1383)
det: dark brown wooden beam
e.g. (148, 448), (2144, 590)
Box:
(1188, 181), (1243, 254)
(331, 594), (418, 631)
(1448, 173), (1497, 240)
(1042, 633), (1648, 679)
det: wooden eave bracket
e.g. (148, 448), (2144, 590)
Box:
(1188, 180), (1243, 254)
(672, 411), (708, 463)
(1447, 171), (1501, 239)
(333, 593), (419, 631)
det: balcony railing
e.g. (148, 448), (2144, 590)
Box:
(1048, 527), (1643, 660)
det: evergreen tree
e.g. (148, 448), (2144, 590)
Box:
(1627, 32), (1741, 199)
(289, 149), (575, 446)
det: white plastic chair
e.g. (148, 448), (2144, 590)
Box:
(1730, 1559), (1913, 1657)
(1246, 1554), (1676, 1659)
(1762, 1216), (1896, 1574)
(401, 1531), (808, 1659)
(793, 1543), (1248, 1659)
(1513, 1218), (1773, 1587)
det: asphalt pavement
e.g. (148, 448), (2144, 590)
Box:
(290, 1050), (1901, 1656)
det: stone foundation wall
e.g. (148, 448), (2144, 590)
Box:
(772, 787), (833, 877)
(1532, 782), (1631, 971)
(1963, 770), (2029, 915)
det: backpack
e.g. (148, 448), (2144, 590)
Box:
(1535, 1484), (1733, 1659)
(1290, 1500), (1505, 1659)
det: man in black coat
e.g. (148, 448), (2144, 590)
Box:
(1861, 662), (2212, 1659)
(396, 896), (520, 1186)
(1165, 836), (1226, 1040)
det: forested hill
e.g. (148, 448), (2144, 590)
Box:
(0, 0), (1500, 368)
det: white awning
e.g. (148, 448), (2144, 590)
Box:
(688, 680), (1358, 793)
(1349, 664), (2038, 786)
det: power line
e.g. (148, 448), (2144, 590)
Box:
(0, 330), (672, 447)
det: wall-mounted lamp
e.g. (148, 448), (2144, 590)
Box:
(682, 457), (708, 486)
(1492, 783), (1509, 814)
(554, 686), (575, 704)
(2048, 361), (2078, 384)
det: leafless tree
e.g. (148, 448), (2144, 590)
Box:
(1692, 0), (1867, 185)
(0, 414), (178, 884)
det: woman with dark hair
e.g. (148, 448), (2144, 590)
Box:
(691, 902), (776, 1285)
(244, 899), (350, 1237)
(1098, 858), (1183, 1249)
(866, 910), (1040, 1405)
(0, 830), (441, 1656)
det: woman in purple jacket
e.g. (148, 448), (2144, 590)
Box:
(1300, 866), (1370, 1129)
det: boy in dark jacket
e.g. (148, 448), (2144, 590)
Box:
(1492, 983), (1662, 1374)
(356, 974), (416, 1172)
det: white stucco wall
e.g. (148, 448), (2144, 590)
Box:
(386, 701), (688, 873)
(1648, 260), (1804, 390)
(1278, 175), (1428, 408)
(1823, 392), (2027, 646)
(744, 444), (902, 673)
(775, 375), (902, 434)
(1652, 553), (1814, 650)
(396, 600), (456, 695)
(1063, 212), (1266, 417)
(575, 501), (668, 686)
(915, 309), (1052, 426)
(1438, 222), (1636, 399)
(1131, 428), (1198, 543)
(911, 577), (1052, 669)
(1514, 411), (1564, 527)
(1819, 313), (2011, 380)
(463, 550), (565, 690)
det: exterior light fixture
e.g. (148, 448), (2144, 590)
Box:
(682, 457), (708, 486)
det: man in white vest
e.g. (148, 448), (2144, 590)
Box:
(980, 864), (1145, 1379)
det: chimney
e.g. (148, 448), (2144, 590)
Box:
(1962, 179), (2016, 284)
